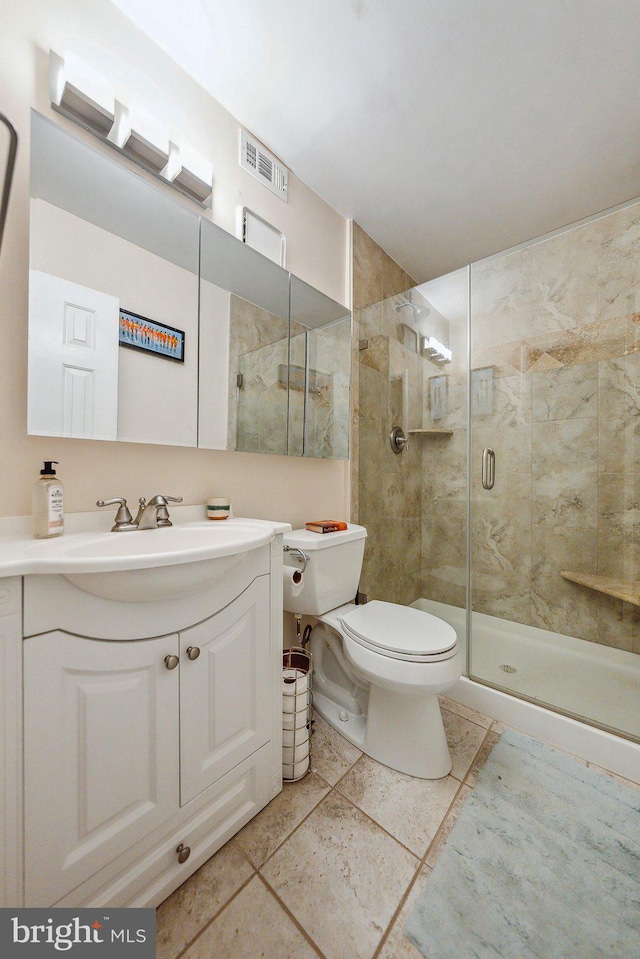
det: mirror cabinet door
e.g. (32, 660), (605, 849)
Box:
(29, 112), (200, 447)
(198, 218), (290, 455)
(289, 276), (351, 459)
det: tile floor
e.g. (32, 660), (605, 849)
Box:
(155, 698), (637, 959)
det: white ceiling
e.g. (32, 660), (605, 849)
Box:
(111, 0), (640, 282)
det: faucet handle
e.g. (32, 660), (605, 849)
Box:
(155, 495), (183, 527)
(96, 497), (136, 532)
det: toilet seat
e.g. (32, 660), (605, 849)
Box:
(339, 600), (458, 663)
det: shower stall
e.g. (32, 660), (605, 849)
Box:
(356, 199), (640, 745)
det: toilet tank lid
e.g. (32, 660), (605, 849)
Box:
(284, 523), (367, 550)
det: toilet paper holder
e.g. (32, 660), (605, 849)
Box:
(283, 546), (310, 574)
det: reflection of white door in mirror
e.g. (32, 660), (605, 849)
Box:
(28, 270), (119, 439)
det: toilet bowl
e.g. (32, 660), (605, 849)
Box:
(283, 524), (461, 779)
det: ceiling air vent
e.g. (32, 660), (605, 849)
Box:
(240, 128), (288, 202)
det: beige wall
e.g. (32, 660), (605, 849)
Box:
(0, 0), (350, 525)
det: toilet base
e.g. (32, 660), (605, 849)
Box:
(313, 687), (452, 780)
(365, 685), (452, 778)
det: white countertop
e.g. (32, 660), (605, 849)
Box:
(0, 507), (291, 577)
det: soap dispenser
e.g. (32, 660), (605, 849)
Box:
(33, 460), (64, 539)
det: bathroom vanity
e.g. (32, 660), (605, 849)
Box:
(0, 512), (288, 908)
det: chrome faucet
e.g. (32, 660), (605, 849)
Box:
(97, 494), (183, 531)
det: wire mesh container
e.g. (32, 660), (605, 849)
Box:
(282, 646), (313, 781)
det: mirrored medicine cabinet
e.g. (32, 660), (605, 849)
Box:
(27, 111), (350, 459)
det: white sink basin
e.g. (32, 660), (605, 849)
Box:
(17, 519), (279, 602)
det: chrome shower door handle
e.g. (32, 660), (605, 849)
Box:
(482, 447), (495, 490)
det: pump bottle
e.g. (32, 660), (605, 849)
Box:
(33, 460), (64, 539)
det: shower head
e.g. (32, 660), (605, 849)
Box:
(395, 301), (431, 320)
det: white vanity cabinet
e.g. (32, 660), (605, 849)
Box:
(2, 530), (285, 909)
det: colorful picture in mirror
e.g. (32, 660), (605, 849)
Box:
(119, 308), (185, 362)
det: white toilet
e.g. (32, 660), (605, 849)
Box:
(283, 524), (461, 779)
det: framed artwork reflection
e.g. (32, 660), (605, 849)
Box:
(119, 308), (185, 362)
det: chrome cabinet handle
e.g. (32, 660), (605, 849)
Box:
(482, 447), (495, 490)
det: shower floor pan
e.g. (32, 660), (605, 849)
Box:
(412, 598), (640, 742)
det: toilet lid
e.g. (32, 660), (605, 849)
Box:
(339, 601), (457, 659)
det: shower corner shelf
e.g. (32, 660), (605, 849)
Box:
(407, 428), (454, 436)
(560, 570), (640, 607)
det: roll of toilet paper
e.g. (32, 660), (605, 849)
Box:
(283, 709), (309, 731)
(283, 754), (310, 781)
(283, 566), (304, 598)
(282, 741), (310, 765)
(282, 667), (309, 714)
(283, 725), (310, 749)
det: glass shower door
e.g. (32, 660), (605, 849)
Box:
(468, 205), (640, 742)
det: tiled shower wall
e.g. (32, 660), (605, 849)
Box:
(469, 202), (640, 653)
(354, 202), (640, 654)
(352, 223), (427, 605)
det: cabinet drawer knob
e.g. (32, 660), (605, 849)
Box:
(164, 654), (179, 670)
(186, 646), (201, 661)
(176, 842), (191, 864)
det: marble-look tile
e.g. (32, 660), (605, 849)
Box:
(471, 248), (533, 350)
(358, 302), (383, 341)
(593, 592), (639, 653)
(310, 712), (362, 786)
(598, 354), (640, 474)
(438, 696), (493, 729)
(441, 708), (490, 781)
(233, 771), (330, 868)
(425, 783), (473, 868)
(353, 222), (384, 311)
(376, 865), (433, 959)
(531, 526), (599, 641)
(597, 200), (640, 323)
(360, 516), (423, 606)
(469, 474), (532, 622)
(597, 472), (640, 581)
(156, 841), (254, 959)
(531, 363), (598, 422)
(261, 790), (419, 959)
(531, 221), (598, 334)
(336, 754), (459, 857)
(183, 874), (320, 959)
(532, 418), (597, 528)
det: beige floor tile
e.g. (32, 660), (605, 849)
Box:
(337, 754), (460, 857)
(425, 783), (473, 868)
(310, 712), (363, 786)
(442, 708), (491, 781)
(262, 790), (419, 959)
(156, 841), (253, 959)
(182, 874), (320, 959)
(439, 695), (492, 728)
(234, 771), (330, 867)
(376, 865), (433, 959)
(465, 727), (501, 786)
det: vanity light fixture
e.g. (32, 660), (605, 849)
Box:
(49, 50), (213, 205)
(109, 101), (171, 174)
(50, 51), (115, 137)
(424, 336), (452, 363)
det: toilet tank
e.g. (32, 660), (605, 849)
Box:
(283, 524), (367, 616)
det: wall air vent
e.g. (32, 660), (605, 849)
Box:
(240, 128), (288, 202)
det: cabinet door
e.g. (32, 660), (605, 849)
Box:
(24, 631), (179, 906)
(180, 576), (271, 804)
